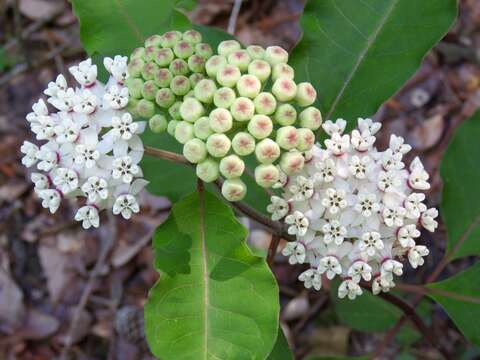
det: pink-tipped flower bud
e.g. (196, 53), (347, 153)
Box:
(141, 80), (158, 100)
(126, 77), (144, 99)
(183, 138), (207, 164)
(209, 108), (233, 133)
(248, 114), (273, 139)
(231, 97), (255, 122)
(222, 178), (247, 202)
(280, 150), (305, 175)
(206, 133), (231, 158)
(248, 60), (271, 82)
(188, 54), (205, 73)
(194, 116), (213, 140)
(174, 40), (194, 59)
(169, 59), (189, 76)
(206, 55), (227, 78)
(141, 61), (158, 80)
(180, 97), (204, 123)
(149, 114), (168, 133)
(254, 92), (277, 115)
(196, 158), (220, 183)
(297, 128), (315, 152)
(154, 48), (174, 67)
(170, 75), (191, 96)
(228, 50), (252, 71)
(183, 30), (202, 45)
(255, 164), (280, 188)
(155, 88), (176, 108)
(246, 45), (265, 60)
(194, 79), (217, 104)
(214, 87), (236, 109)
(218, 40), (242, 56)
(195, 43), (213, 59)
(272, 63), (295, 81)
(174, 121), (195, 144)
(128, 58), (145, 78)
(154, 68), (173, 88)
(274, 103), (297, 126)
(237, 74), (261, 99)
(168, 101), (182, 120)
(255, 138), (281, 164)
(232, 132), (256, 156)
(167, 120), (179, 136)
(160, 31), (182, 48)
(145, 34), (162, 47)
(130, 47), (145, 61)
(144, 46), (158, 62)
(276, 126), (299, 150)
(272, 78), (297, 102)
(190, 73), (205, 87)
(136, 99), (155, 118)
(299, 107), (322, 130)
(219, 155), (245, 178)
(296, 82), (317, 107)
(265, 46), (289, 65)
(217, 64), (241, 88)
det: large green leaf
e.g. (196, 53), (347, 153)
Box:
(266, 327), (293, 360)
(440, 113), (480, 259)
(290, 0), (457, 126)
(427, 263), (480, 347)
(145, 189), (279, 359)
(306, 357), (368, 360)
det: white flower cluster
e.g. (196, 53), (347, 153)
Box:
(267, 118), (438, 299)
(21, 57), (148, 228)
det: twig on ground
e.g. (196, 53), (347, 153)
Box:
(227, 0), (243, 35)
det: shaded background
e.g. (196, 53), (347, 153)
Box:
(1, 0), (480, 359)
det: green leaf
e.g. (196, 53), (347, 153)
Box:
(145, 189), (279, 359)
(267, 327), (293, 360)
(306, 356), (368, 360)
(427, 263), (480, 347)
(290, 0), (457, 126)
(440, 112), (480, 259)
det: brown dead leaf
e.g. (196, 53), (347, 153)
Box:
(0, 268), (26, 334)
(16, 308), (59, 340)
(19, 0), (64, 20)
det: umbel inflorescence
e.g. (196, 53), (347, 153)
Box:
(268, 118), (438, 299)
(127, 30), (321, 201)
(21, 57), (147, 228)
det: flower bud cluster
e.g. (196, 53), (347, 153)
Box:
(140, 35), (321, 202)
(267, 118), (437, 299)
(21, 57), (148, 228)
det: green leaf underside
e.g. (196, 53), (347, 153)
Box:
(266, 327), (293, 360)
(440, 112), (480, 259)
(427, 263), (480, 347)
(145, 189), (279, 359)
(290, 0), (457, 128)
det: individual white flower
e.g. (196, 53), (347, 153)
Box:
(73, 89), (97, 114)
(313, 157), (336, 183)
(380, 259), (403, 283)
(408, 245), (429, 268)
(325, 132), (350, 155)
(381, 149), (404, 171)
(289, 176), (314, 201)
(404, 193), (426, 219)
(75, 205), (100, 229)
(54, 114), (81, 144)
(104, 55), (128, 83)
(104, 85), (129, 109)
(52, 167), (79, 194)
(351, 129), (375, 152)
(338, 279), (362, 300)
(372, 275), (394, 295)
(48, 88), (76, 112)
(111, 113), (138, 140)
(113, 194), (139, 219)
(322, 119), (347, 135)
(318, 255), (342, 279)
(31, 114), (56, 141)
(322, 220), (347, 245)
(267, 196), (289, 221)
(321, 188), (347, 214)
(382, 206), (406, 227)
(31, 173), (50, 191)
(111, 155), (140, 184)
(81, 176), (109, 202)
(349, 155), (371, 179)
(37, 145), (59, 172)
(75, 143), (100, 169)
(408, 157), (430, 190)
(389, 134), (411, 155)
(358, 117), (381, 135)
(282, 241), (306, 265)
(69, 58), (97, 87)
(21, 141), (39, 167)
(348, 261), (372, 283)
(421, 208), (438, 232)
(26, 99), (49, 124)
(44, 74), (67, 98)
(397, 224), (420, 248)
(359, 231), (384, 257)
(285, 211), (309, 236)
(38, 189), (62, 213)
(298, 268), (322, 290)
(354, 192), (380, 217)
(378, 170), (401, 192)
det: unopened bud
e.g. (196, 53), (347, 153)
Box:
(222, 178), (247, 202)
(194, 116), (213, 140)
(180, 97), (204, 123)
(167, 120), (179, 136)
(272, 78), (297, 102)
(195, 43), (213, 59)
(280, 150), (305, 175)
(206, 133), (231, 158)
(170, 75), (191, 96)
(232, 132), (256, 156)
(127, 98), (139, 117)
(196, 158), (220, 183)
(254, 92), (277, 115)
(174, 121), (195, 144)
(296, 128), (315, 152)
(265, 46), (289, 65)
(128, 58), (145, 78)
(255, 138), (281, 164)
(296, 82), (317, 107)
(219, 155), (245, 178)
(217, 64), (241, 88)
(190, 73), (205, 87)
(154, 68), (173, 88)
(141, 62), (158, 80)
(141, 80), (158, 100)
(218, 40), (241, 57)
(183, 30), (202, 45)
(272, 63), (294, 81)
(209, 108), (233, 133)
(231, 97), (255, 122)
(299, 107), (322, 130)
(206, 55), (227, 78)
(246, 45), (265, 60)
(155, 88), (176, 108)
(276, 126), (298, 150)
(184, 90), (195, 99)
(237, 75), (261, 99)
(214, 87), (236, 109)
(149, 114), (168, 133)
(145, 34), (162, 47)
(248, 60), (271, 82)
(168, 101), (182, 120)
(194, 79), (217, 103)
(275, 103), (297, 126)
(169, 59), (189, 76)
(130, 47), (145, 61)
(188, 55), (205, 73)
(183, 138), (207, 163)
(255, 164), (280, 188)
(126, 78), (144, 99)
(228, 50), (251, 71)
(174, 41), (194, 59)
(248, 114), (273, 139)
(144, 46), (158, 62)
(136, 99), (155, 118)
(161, 31), (182, 48)
(154, 48), (174, 67)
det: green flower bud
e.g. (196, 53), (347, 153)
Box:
(196, 158), (219, 183)
(141, 62), (159, 80)
(272, 78), (297, 102)
(222, 178), (247, 202)
(228, 50), (251, 71)
(248, 60), (271, 82)
(237, 74), (261, 99)
(194, 79), (217, 104)
(183, 138), (207, 163)
(218, 40), (242, 57)
(206, 133), (231, 158)
(205, 55), (227, 78)
(169, 59), (189, 76)
(296, 128), (315, 152)
(170, 75), (191, 96)
(248, 114), (273, 139)
(272, 63), (295, 81)
(188, 55), (205, 73)
(180, 97), (204, 123)
(161, 31), (182, 48)
(184, 90), (195, 99)
(219, 154), (245, 178)
(183, 30), (202, 44)
(130, 47), (145, 61)
(246, 45), (265, 60)
(154, 68), (173, 88)
(136, 99), (155, 118)
(275, 103), (297, 126)
(209, 108), (233, 133)
(127, 98), (140, 117)
(144, 46), (158, 62)
(128, 58), (145, 78)
(296, 82), (317, 107)
(232, 132), (256, 156)
(194, 116), (213, 140)
(231, 97), (255, 122)
(276, 126), (298, 150)
(145, 34), (163, 47)
(155, 88), (176, 108)
(167, 120), (179, 136)
(217, 64), (241, 88)
(169, 101), (182, 120)
(265, 45), (289, 65)
(174, 40), (194, 59)
(255, 164), (279, 188)
(214, 87), (236, 109)
(190, 73), (205, 87)
(126, 77), (144, 99)
(149, 114), (168, 133)
(253, 92), (277, 115)
(154, 48), (174, 67)
(299, 107), (322, 130)
(141, 80), (158, 100)
(255, 138), (281, 164)
(195, 43), (213, 59)
(280, 150), (305, 175)
(175, 121), (195, 144)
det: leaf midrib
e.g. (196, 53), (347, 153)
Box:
(325, 0), (400, 119)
